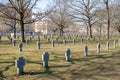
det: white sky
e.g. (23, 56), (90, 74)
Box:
(34, 0), (53, 13)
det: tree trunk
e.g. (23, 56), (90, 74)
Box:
(106, 1), (110, 40)
(89, 25), (92, 38)
(60, 29), (63, 36)
(100, 24), (102, 36)
(13, 28), (16, 39)
(20, 13), (25, 42)
(13, 20), (16, 39)
(20, 20), (25, 42)
(87, 26), (89, 35)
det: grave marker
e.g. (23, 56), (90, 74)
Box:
(63, 39), (66, 46)
(51, 40), (55, 47)
(42, 52), (49, 68)
(13, 40), (16, 46)
(97, 43), (100, 53)
(73, 38), (75, 45)
(15, 57), (25, 75)
(37, 41), (40, 49)
(106, 41), (110, 50)
(18, 42), (23, 52)
(114, 40), (116, 48)
(84, 45), (88, 56)
(65, 48), (71, 61)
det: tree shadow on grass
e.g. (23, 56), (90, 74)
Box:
(24, 66), (66, 80)
(26, 60), (43, 65)
(0, 62), (15, 79)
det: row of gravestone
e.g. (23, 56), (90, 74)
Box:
(15, 49), (73, 75)
(15, 40), (120, 75)
(4, 35), (118, 45)
(21, 39), (120, 51)
(2, 36), (120, 50)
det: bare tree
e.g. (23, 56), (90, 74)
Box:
(70, 0), (100, 38)
(0, 0), (39, 42)
(112, 0), (120, 34)
(48, 0), (73, 36)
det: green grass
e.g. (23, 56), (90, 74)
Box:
(0, 36), (120, 80)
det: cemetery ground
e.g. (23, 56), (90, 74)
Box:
(0, 36), (120, 80)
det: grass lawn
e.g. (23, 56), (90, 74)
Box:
(0, 36), (120, 80)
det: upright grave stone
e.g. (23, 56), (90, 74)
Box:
(13, 40), (16, 46)
(97, 43), (100, 53)
(63, 39), (66, 46)
(73, 38), (75, 45)
(18, 42), (23, 52)
(47, 38), (50, 43)
(38, 36), (40, 41)
(81, 38), (83, 43)
(106, 41), (110, 50)
(56, 37), (58, 43)
(65, 48), (71, 61)
(26, 39), (29, 45)
(84, 45), (88, 56)
(114, 40), (116, 48)
(15, 57), (25, 75)
(37, 41), (40, 49)
(42, 52), (49, 68)
(51, 40), (55, 48)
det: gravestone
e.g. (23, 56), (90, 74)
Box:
(51, 40), (55, 47)
(65, 48), (71, 61)
(13, 40), (16, 46)
(97, 43), (100, 53)
(18, 42), (23, 52)
(15, 57), (25, 75)
(37, 41), (40, 49)
(26, 39), (29, 45)
(106, 41), (110, 50)
(81, 38), (83, 43)
(47, 38), (50, 43)
(114, 40), (116, 48)
(73, 38), (75, 45)
(84, 45), (88, 56)
(56, 37), (58, 43)
(63, 39), (66, 46)
(38, 36), (40, 41)
(42, 52), (49, 68)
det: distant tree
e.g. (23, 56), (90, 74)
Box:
(112, 0), (120, 34)
(0, 0), (40, 42)
(49, 0), (73, 36)
(70, 0), (100, 38)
